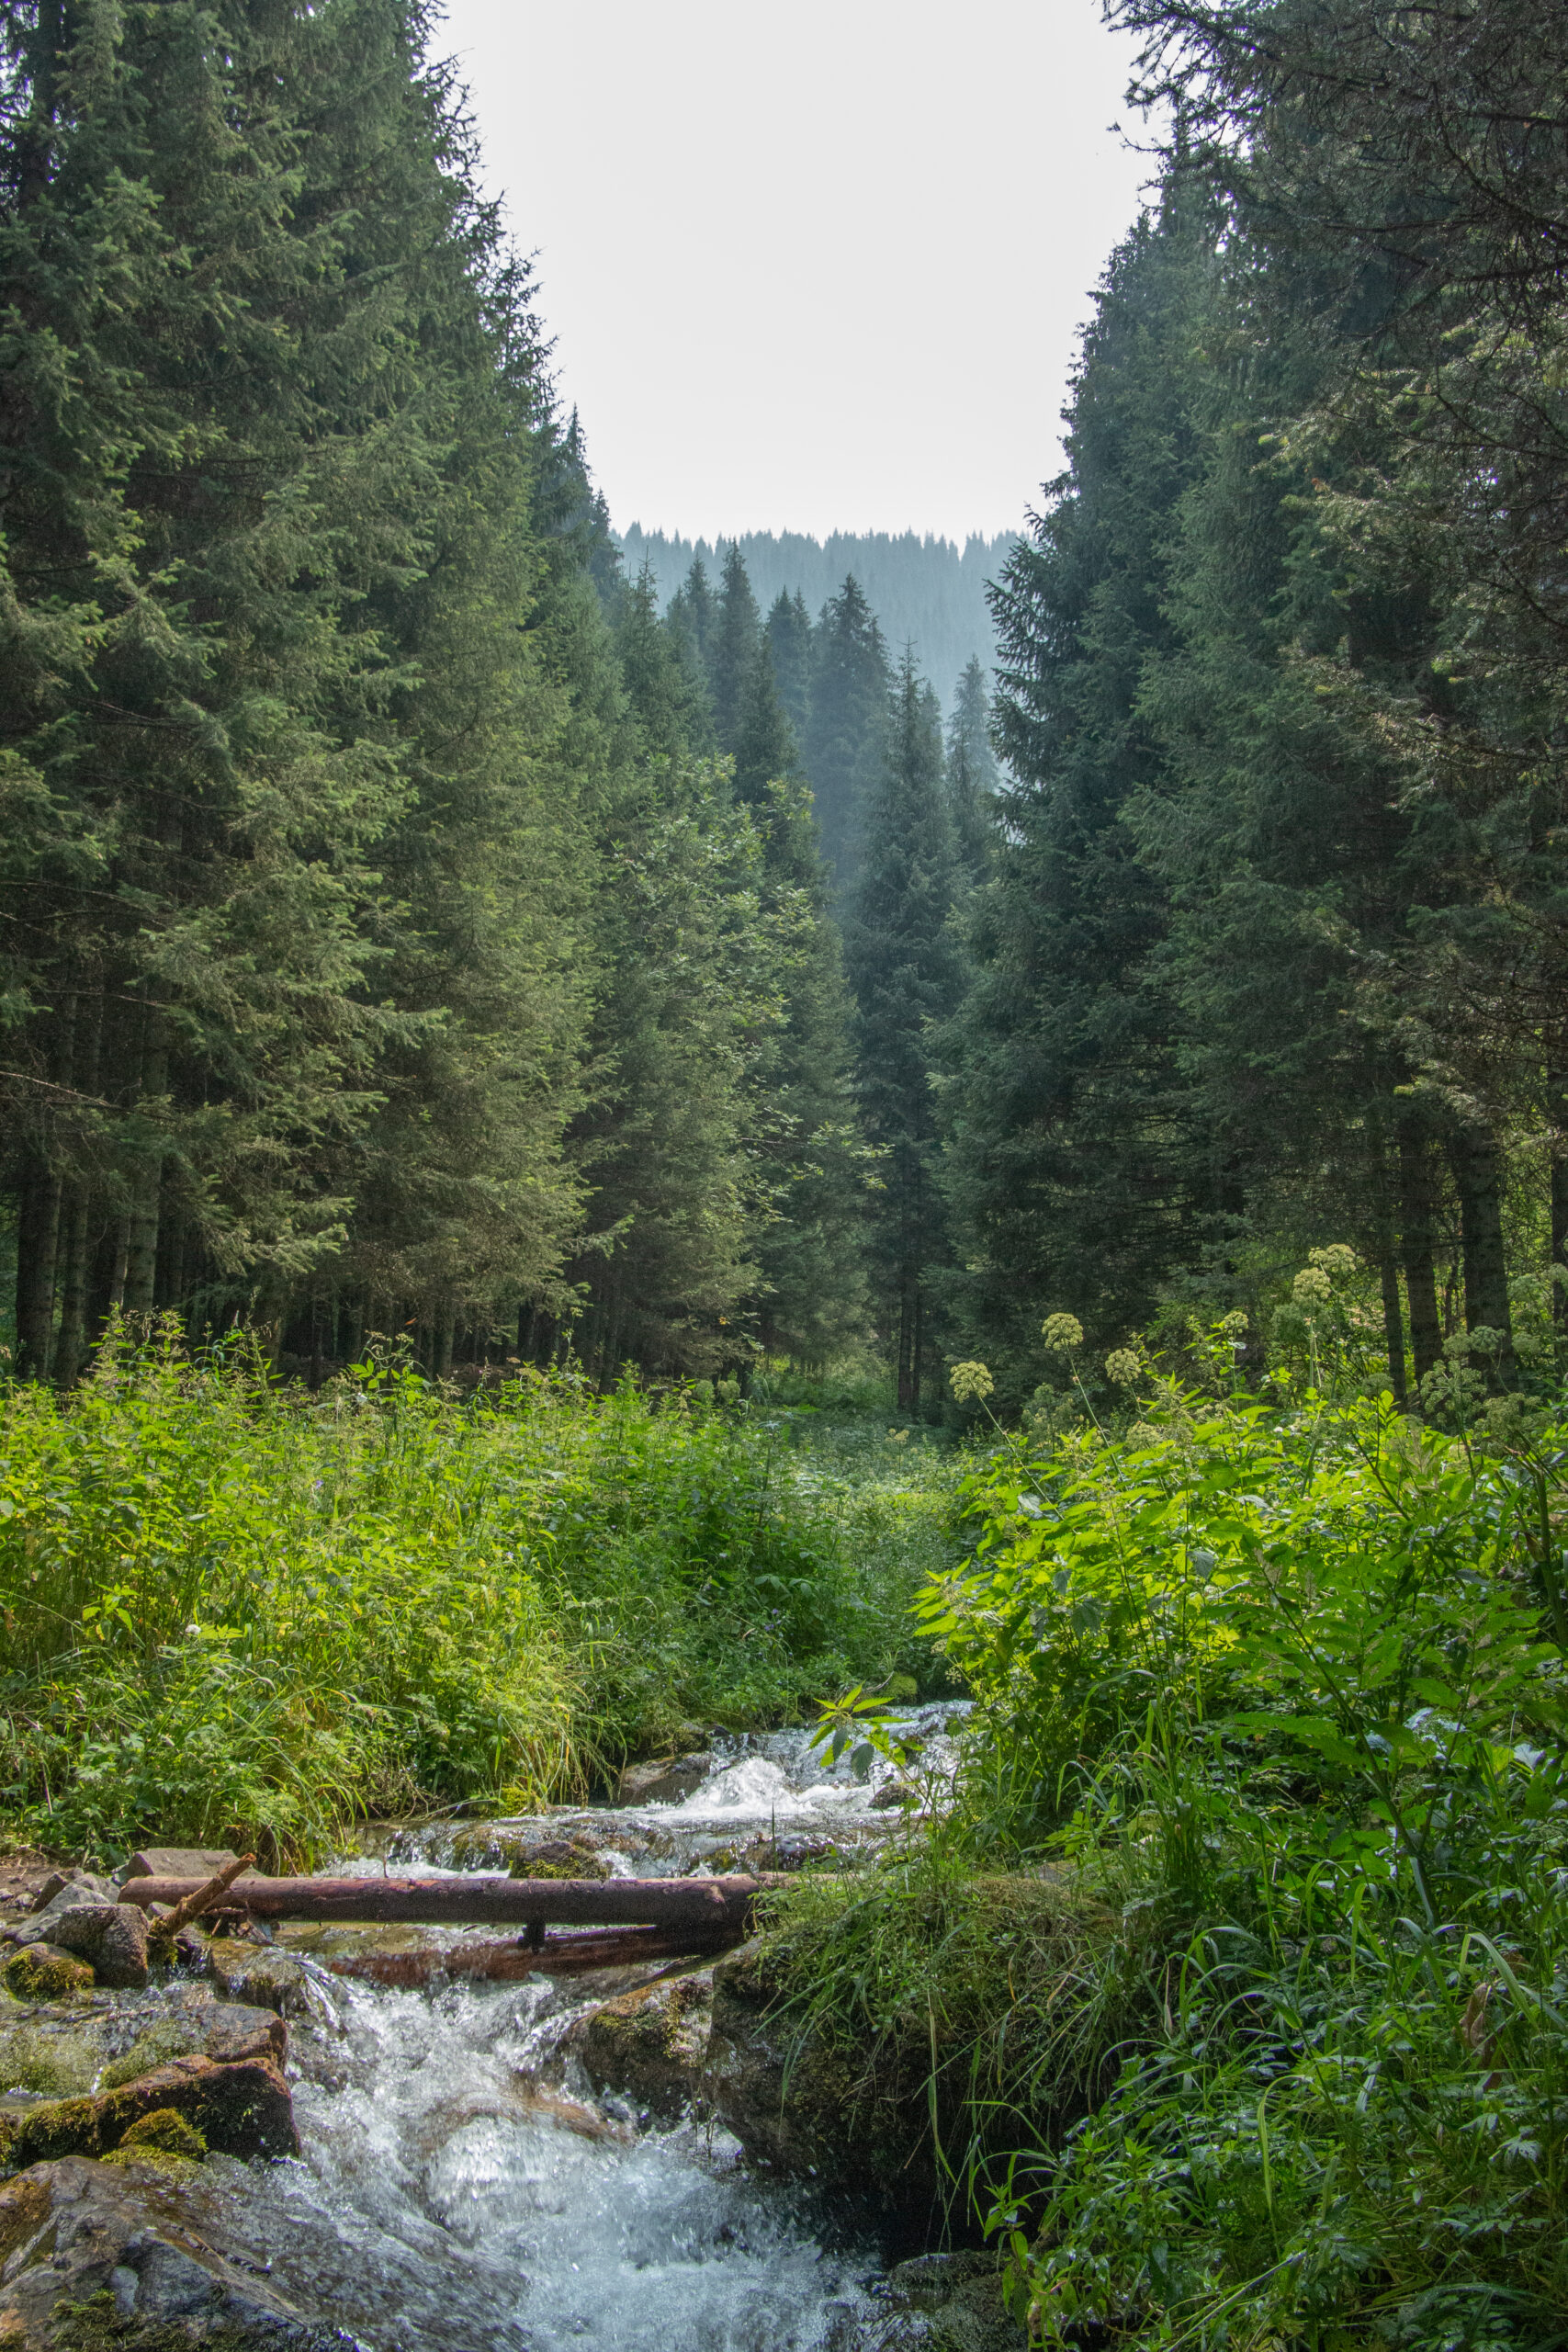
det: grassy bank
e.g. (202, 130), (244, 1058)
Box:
(0, 1329), (956, 1863)
(757, 1276), (1568, 2348)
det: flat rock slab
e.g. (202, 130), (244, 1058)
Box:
(0, 2156), (337, 2347)
(0, 2054), (299, 2172)
(120, 1849), (270, 1885)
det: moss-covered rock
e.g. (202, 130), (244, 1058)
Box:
(206, 1939), (312, 2017)
(5, 1945), (96, 2003)
(0, 2055), (297, 2173)
(574, 1965), (714, 2117)
(44, 1905), (150, 1991)
(850, 2254), (1026, 2351)
(100, 2107), (208, 2173)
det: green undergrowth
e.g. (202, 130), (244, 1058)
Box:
(0, 1328), (958, 1863)
(765, 1300), (1568, 2349)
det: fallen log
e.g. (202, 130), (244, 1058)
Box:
(323, 1924), (732, 1989)
(118, 1872), (769, 1936)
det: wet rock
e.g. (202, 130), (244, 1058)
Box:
(505, 1836), (612, 1883)
(572, 1965), (715, 2118)
(0, 2055), (299, 2172)
(208, 1939), (313, 2018)
(700, 1941), (943, 2216)
(42, 1905), (150, 1991)
(850, 2254), (1025, 2351)
(616, 1752), (714, 1806)
(98, 2003), (287, 2089)
(0, 1988), (284, 2107)
(0, 2155), (335, 2346)
(870, 1781), (919, 1812)
(4, 1945), (96, 2003)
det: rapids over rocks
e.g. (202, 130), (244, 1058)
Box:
(2, 1709), (1025, 2352)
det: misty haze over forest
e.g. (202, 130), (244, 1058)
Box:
(615, 526), (1016, 710)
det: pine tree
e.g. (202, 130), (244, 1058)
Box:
(938, 204), (1212, 1392)
(0, 0), (590, 1374)
(845, 655), (964, 1411)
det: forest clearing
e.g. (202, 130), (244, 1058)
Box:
(3, 0), (1567, 2342)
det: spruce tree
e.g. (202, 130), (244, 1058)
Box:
(708, 543), (761, 756)
(802, 577), (891, 894)
(765, 591), (815, 740)
(845, 655), (964, 1411)
(944, 657), (999, 888)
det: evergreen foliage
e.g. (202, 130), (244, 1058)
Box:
(845, 657), (964, 1412)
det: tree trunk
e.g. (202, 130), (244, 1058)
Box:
(52, 1186), (92, 1386)
(1380, 1257), (1407, 1404)
(1550, 1066), (1568, 1336)
(1398, 1121), (1445, 1385)
(13, 1154), (62, 1379)
(896, 1269), (916, 1413)
(1450, 1124), (1515, 1376)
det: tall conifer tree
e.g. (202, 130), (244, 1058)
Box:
(845, 656), (963, 1410)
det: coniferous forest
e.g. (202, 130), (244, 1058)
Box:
(6, 0), (1562, 1411)
(6, 5), (1568, 2346)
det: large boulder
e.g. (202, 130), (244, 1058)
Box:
(572, 1964), (715, 2118)
(0, 2054), (299, 2172)
(0, 2156), (334, 2346)
(40, 1903), (150, 1990)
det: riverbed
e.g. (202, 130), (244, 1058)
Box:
(203, 1708), (967, 2349)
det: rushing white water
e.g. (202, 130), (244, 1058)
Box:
(203, 1719), (970, 2348)
(220, 1970), (874, 2352)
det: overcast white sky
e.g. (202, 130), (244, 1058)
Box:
(436, 0), (1157, 545)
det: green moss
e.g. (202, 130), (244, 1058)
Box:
(5, 1946), (94, 2001)
(112, 2106), (207, 2160)
(98, 2023), (203, 2090)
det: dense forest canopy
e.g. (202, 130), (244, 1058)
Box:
(2, 0), (1565, 1425)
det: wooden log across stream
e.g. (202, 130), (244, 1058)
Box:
(118, 1871), (771, 1939)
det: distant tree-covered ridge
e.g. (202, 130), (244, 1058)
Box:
(616, 528), (1015, 712)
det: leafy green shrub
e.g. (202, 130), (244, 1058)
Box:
(919, 1364), (1568, 2346)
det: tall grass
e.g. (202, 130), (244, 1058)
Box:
(0, 1325), (955, 1863)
